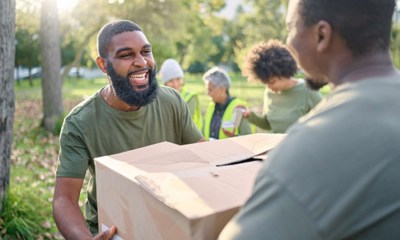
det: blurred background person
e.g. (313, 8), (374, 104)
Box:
(202, 67), (254, 140)
(241, 39), (322, 133)
(160, 58), (203, 131)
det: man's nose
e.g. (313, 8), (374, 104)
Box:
(133, 55), (147, 67)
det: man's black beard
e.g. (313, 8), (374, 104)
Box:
(106, 61), (159, 107)
(304, 77), (327, 91)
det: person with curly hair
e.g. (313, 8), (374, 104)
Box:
(241, 39), (322, 133)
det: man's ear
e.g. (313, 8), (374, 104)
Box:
(96, 56), (108, 73)
(315, 20), (332, 53)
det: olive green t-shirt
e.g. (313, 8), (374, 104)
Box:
(56, 86), (203, 234)
(219, 74), (400, 240)
(248, 80), (322, 133)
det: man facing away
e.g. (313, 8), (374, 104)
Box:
(52, 20), (204, 239)
(219, 0), (400, 239)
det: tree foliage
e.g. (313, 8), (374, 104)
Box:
(230, 0), (287, 72)
(15, 0), (40, 85)
(14, 0), (400, 76)
(15, 30), (40, 73)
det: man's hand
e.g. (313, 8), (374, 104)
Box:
(222, 128), (236, 137)
(94, 226), (118, 240)
(235, 106), (251, 118)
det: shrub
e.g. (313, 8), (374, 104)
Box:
(0, 185), (57, 239)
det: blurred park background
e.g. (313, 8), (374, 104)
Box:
(14, 0), (400, 82)
(0, 0), (399, 239)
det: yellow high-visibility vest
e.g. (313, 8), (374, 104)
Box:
(203, 98), (254, 140)
(181, 87), (203, 131)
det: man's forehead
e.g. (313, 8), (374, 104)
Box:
(109, 31), (150, 51)
(111, 31), (148, 44)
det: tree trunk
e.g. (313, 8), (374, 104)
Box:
(40, 0), (64, 132)
(28, 65), (33, 87)
(0, 0), (16, 213)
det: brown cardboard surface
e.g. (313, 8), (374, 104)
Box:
(95, 133), (285, 240)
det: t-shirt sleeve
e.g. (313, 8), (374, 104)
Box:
(56, 117), (90, 179)
(248, 111), (271, 130)
(218, 170), (321, 240)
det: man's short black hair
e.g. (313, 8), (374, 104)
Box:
(97, 19), (142, 58)
(244, 39), (297, 84)
(299, 0), (396, 56)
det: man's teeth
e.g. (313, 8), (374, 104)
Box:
(130, 73), (146, 80)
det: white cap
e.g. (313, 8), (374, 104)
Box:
(159, 58), (184, 84)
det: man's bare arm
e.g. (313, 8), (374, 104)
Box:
(53, 177), (93, 239)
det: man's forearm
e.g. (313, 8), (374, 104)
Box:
(53, 197), (93, 240)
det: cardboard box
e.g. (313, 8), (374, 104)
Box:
(95, 133), (285, 240)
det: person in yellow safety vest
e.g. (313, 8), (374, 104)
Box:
(159, 58), (203, 131)
(202, 67), (255, 140)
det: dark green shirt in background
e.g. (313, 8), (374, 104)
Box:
(248, 80), (322, 133)
(219, 75), (400, 239)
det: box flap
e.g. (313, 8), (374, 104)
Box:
(182, 133), (285, 165)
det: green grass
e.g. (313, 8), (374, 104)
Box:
(3, 77), (107, 239)
(14, 77), (108, 101)
(1, 105), (63, 239)
(1, 167), (56, 240)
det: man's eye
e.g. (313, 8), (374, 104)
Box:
(142, 49), (151, 55)
(120, 53), (133, 58)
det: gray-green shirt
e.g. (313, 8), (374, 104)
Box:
(248, 80), (322, 133)
(56, 86), (203, 233)
(219, 74), (400, 239)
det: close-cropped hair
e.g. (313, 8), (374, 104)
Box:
(97, 19), (143, 58)
(202, 67), (231, 90)
(244, 39), (297, 84)
(299, 0), (396, 56)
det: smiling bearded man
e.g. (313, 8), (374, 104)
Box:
(52, 19), (204, 240)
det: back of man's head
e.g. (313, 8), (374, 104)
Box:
(97, 19), (142, 58)
(298, 0), (396, 56)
